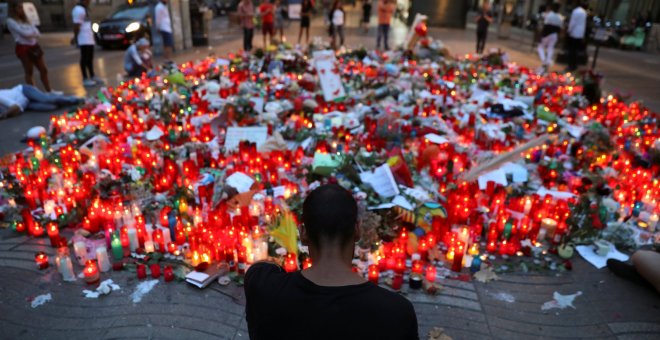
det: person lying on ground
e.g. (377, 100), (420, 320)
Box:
(607, 246), (660, 294)
(0, 84), (83, 114)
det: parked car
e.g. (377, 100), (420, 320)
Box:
(94, 3), (151, 49)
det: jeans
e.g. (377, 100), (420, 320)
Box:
(567, 37), (583, 71)
(127, 64), (147, 78)
(476, 29), (487, 54)
(377, 24), (390, 50)
(22, 85), (80, 111)
(538, 33), (558, 66)
(80, 45), (95, 79)
(333, 25), (345, 46)
(243, 28), (254, 51)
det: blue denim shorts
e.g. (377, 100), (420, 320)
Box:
(160, 31), (174, 47)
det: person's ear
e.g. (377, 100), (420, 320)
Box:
(300, 223), (309, 246)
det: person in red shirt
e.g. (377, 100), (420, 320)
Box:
(259, 0), (275, 47)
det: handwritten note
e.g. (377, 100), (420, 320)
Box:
(313, 50), (346, 102)
(360, 164), (400, 198)
(225, 172), (254, 193)
(224, 126), (268, 151)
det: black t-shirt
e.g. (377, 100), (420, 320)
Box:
(245, 262), (419, 340)
(477, 10), (492, 32)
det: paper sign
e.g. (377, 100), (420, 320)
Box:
(360, 164), (400, 198)
(424, 133), (449, 145)
(313, 50), (346, 102)
(224, 126), (268, 151)
(225, 172), (254, 193)
(500, 162), (528, 183)
(478, 169), (508, 190)
(392, 195), (414, 210)
(537, 187), (576, 200)
(576, 242), (628, 269)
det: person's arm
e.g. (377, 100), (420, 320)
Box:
(72, 8), (82, 44)
(7, 20), (40, 39)
(485, 11), (493, 23)
(129, 46), (143, 66)
(568, 11), (577, 34)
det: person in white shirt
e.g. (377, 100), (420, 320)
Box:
(566, 1), (587, 71)
(537, 3), (563, 68)
(72, 0), (100, 87)
(155, 0), (173, 60)
(7, 1), (55, 93)
(0, 84), (82, 114)
(331, 1), (345, 49)
(124, 38), (152, 77)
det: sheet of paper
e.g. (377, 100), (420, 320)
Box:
(424, 133), (449, 145)
(537, 187), (576, 200)
(576, 242), (629, 269)
(225, 172), (254, 193)
(250, 97), (265, 114)
(224, 126), (268, 151)
(478, 169), (508, 190)
(403, 186), (431, 201)
(313, 50), (346, 102)
(392, 195), (414, 210)
(360, 164), (400, 198)
(500, 162), (529, 183)
(368, 203), (395, 210)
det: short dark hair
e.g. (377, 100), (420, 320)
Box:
(302, 184), (358, 248)
(551, 3), (560, 12)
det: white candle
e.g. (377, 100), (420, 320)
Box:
(59, 256), (75, 281)
(523, 199), (532, 215)
(96, 246), (112, 272)
(649, 214), (658, 232)
(127, 228), (139, 251)
(540, 218), (557, 237)
(73, 241), (88, 266)
(537, 228), (547, 241)
(144, 240), (155, 253)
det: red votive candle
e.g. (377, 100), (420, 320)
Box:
(368, 264), (379, 284)
(137, 264), (147, 279)
(150, 264), (161, 278)
(164, 265), (174, 282)
(83, 260), (100, 284)
(47, 223), (59, 247)
(35, 251), (49, 269)
(425, 266), (437, 282)
(284, 253), (297, 272)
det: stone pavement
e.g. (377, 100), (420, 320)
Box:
(1, 8), (660, 340)
(1, 226), (659, 340)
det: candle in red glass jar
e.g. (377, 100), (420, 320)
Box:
(164, 265), (174, 282)
(425, 265), (437, 282)
(451, 242), (465, 272)
(167, 242), (178, 254)
(284, 253), (297, 272)
(368, 264), (379, 284)
(150, 264), (161, 278)
(392, 273), (404, 290)
(35, 251), (49, 269)
(84, 260), (100, 284)
(32, 222), (44, 237)
(302, 257), (313, 269)
(394, 257), (406, 274)
(152, 229), (165, 252)
(47, 222), (59, 247)
(411, 259), (423, 274)
(137, 264), (147, 279)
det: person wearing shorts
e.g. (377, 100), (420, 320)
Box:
(259, 0), (275, 47)
(298, 0), (312, 45)
(156, 0), (173, 59)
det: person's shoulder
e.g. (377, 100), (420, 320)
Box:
(366, 284), (416, 314)
(246, 262), (283, 281)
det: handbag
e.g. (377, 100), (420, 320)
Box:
(28, 44), (44, 60)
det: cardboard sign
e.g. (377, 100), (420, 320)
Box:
(313, 50), (346, 102)
(224, 126), (268, 151)
(23, 2), (39, 26)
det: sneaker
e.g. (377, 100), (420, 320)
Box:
(49, 90), (64, 96)
(92, 77), (105, 84)
(83, 79), (96, 87)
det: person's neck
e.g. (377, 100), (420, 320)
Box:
(301, 245), (366, 287)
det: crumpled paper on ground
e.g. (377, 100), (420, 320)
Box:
(83, 279), (121, 298)
(541, 291), (582, 311)
(30, 293), (52, 308)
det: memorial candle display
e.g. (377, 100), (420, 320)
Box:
(1, 38), (658, 296)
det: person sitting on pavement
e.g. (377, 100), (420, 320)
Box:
(0, 84), (83, 116)
(244, 184), (419, 339)
(124, 38), (153, 78)
(608, 246), (660, 294)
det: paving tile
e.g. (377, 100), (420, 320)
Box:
(487, 315), (614, 338)
(608, 322), (660, 334)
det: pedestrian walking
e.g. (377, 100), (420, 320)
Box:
(376, 0), (394, 50)
(331, 1), (345, 49)
(72, 0), (99, 87)
(274, 0), (287, 43)
(361, 0), (372, 33)
(244, 184), (419, 339)
(475, 1), (493, 54)
(124, 38), (152, 78)
(298, 0), (313, 45)
(537, 3), (563, 69)
(7, 0), (55, 93)
(155, 0), (173, 60)
(238, 0), (255, 52)
(566, 1), (587, 72)
(259, 0), (275, 48)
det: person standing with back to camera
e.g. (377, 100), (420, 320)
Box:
(72, 0), (100, 87)
(245, 184), (419, 339)
(475, 1), (493, 54)
(155, 0), (174, 60)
